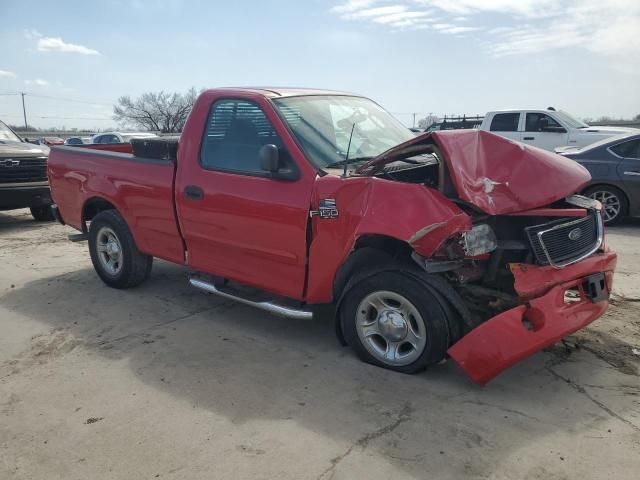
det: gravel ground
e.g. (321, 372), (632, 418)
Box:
(1, 209), (638, 480)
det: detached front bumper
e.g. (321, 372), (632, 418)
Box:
(448, 249), (617, 384)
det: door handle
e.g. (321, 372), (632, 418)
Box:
(623, 171), (640, 176)
(184, 185), (204, 200)
(523, 136), (535, 140)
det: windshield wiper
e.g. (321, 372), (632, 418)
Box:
(325, 156), (374, 168)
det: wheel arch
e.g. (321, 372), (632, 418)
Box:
(81, 197), (119, 233)
(333, 234), (413, 301)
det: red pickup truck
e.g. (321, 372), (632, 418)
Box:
(48, 88), (617, 384)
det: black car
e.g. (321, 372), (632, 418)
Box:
(557, 133), (640, 225)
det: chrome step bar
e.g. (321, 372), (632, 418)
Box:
(189, 277), (313, 320)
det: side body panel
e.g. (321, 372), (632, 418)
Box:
(48, 147), (184, 263)
(616, 155), (640, 214)
(305, 175), (471, 304)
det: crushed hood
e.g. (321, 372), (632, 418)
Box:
(356, 130), (591, 215)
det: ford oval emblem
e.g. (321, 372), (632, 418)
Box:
(568, 228), (582, 241)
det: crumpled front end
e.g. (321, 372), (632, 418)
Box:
(448, 248), (617, 385)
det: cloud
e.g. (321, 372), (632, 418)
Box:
(334, 2), (435, 28)
(331, 0), (378, 14)
(414, 0), (561, 18)
(330, 0), (640, 66)
(487, 0), (640, 62)
(0, 70), (17, 78)
(25, 78), (49, 87)
(36, 36), (100, 55)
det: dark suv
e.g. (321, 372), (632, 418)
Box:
(0, 120), (54, 221)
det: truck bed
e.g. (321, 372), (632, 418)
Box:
(48, 146), (185, 264)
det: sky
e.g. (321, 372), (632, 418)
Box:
(1, 0), (639, 130)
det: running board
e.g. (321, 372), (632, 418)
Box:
(68, 233), (88, 242)
(189, 277), (313, 320)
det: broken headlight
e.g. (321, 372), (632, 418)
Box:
(460, 224), (497, 257)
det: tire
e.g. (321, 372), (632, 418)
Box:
(340, 270), (450, 374)
(88, 210), (152, 288)
(30, 205), (55, 222)
(583, 185), (628, 225)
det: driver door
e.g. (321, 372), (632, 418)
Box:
(176, 97), (314, 300)
(521, 112), (569, 151)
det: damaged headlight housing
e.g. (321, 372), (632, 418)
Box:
(460, 224), (497, 257)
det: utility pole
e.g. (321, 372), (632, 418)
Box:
(20, 92), (28, 129)
(412, 112), (416, 128)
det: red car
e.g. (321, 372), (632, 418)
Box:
(48, 88), (616, 384)
(38, 136), (65, 146)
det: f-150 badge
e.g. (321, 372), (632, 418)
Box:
(310, 198), (338, 219)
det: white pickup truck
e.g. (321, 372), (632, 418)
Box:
(479, 109), (637, 151)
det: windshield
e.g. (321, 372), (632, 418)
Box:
(555, 111), (589, 129)
(272, 95), (415, 168)
(0, 121), (22, 142)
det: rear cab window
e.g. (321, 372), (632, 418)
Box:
(490, 113), (520, 132)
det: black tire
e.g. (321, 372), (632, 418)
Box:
(583, 185), (628, 225)
(30, 205), (55, 222)
(88, 210), (152, 288)
(340, 270), (450, 374)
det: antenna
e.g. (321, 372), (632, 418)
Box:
(343, 123), (356, 177)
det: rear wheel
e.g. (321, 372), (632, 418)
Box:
(340, 271), (450, 374)
(30, 205), (55, 222)
(88, 210), (152, 288)
(584, 185), (628, 225)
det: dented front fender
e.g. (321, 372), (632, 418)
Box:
(304, 175), (471, 303)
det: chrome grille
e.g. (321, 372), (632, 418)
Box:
(525, 212), (602, 268)
(0, 156), (48, 184)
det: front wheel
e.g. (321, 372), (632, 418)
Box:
(583, 185), (628, 225)
(88, 210), (153, 288)
(340, 271), (450, 374)
(30, 205), (55, 221)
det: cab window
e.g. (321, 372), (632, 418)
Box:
(489, 113), (520, 132)
(611, 139), (640, 159)
(200, 99), (287, 175)
(525, 113), (563, 132)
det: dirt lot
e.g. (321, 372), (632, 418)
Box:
(1, 209), (639, 480)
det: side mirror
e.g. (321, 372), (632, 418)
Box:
(260, 144), (280, 172)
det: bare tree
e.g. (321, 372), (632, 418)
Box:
(417, 113), (440, 129)
(113, 87), (200, 133)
